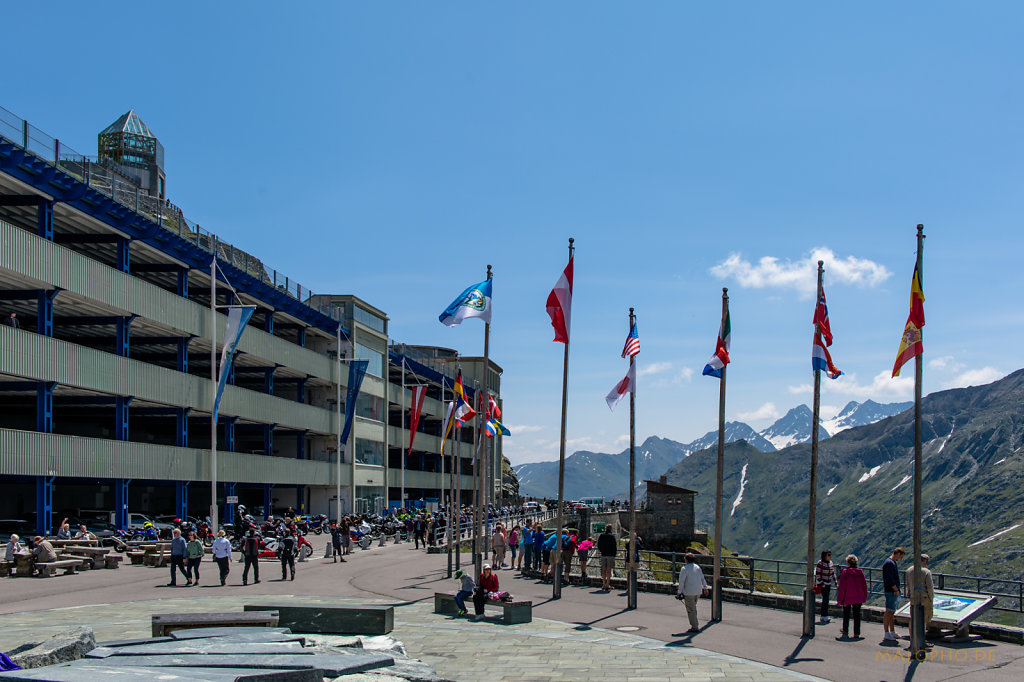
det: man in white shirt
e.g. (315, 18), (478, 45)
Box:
(676, 553), (710, 633)
(211, 530), (232, 586)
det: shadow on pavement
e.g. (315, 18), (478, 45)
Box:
(783, 635), (824, 666)
(569, 607), (632, 631)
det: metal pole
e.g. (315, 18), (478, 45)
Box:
(474, 266), (492, 579)
(804, 262), (824, 637)
(336, 324), (342, 525)
(455, 409), (462, 571)
(911, 224), (927, 660)
(628, 307), (638, 610)
(554, 241), (573, 599)
(712, 288), (728, 621)
(349, 324), (357, 516)
(209, 254), (218, 533)
(401, 357), (407, 510)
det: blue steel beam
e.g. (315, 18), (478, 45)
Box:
(36, 381), (56, 432)
(114, 479), (130, 530)
(36, 476), (54, 536)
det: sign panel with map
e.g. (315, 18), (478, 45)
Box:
(895, 589), (996, 627)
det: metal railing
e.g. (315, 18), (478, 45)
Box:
(0, 104), (341, 324)
(639, 552), (1024, 615)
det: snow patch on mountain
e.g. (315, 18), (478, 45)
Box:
(890, 475), (912, 492)
(969, 523), (1022, 547)
(937, 420), (955, 453)
(731, 463), (749, 517)
(995, 458), (1007, 465)
(858, 465), (883, 483)
(827, 484), (838, 496)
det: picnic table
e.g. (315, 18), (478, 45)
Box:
(50, 538), (100, 548)
(63, 545), (112, 569)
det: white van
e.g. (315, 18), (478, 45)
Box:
(578, 497), (604, 510)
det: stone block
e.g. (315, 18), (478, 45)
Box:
(74, 651), (394, 676)
(0, 664), (324, 681)
(8, 627), (96, 670)
(244, 604), (393, 635)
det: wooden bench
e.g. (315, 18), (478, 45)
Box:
(151, 611), (279, 637)
(433, 592), (532, 625)
(104, 554), (124, 569)
(244, 604), (393, 635)
(35, 559), (84, 577)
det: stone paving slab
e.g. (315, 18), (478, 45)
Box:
(0, 664), (323, 681)
(0, 595), (818, 682)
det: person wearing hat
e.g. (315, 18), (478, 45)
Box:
(453, 568), (475, 617)
(472, 564), (500, 620)
(31, 536), (57, 570)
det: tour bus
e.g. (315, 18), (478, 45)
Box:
(578, 497), (604, 510)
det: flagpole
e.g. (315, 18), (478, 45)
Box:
(712, 287), (728, 622)
(627, 307), (638, 610)
(911, 224), (927, 660)
(442, 378), (452, 574)
(336, 323), (342, 525)
(401, 357), (406, 511)
(210, 254), (218, 534)
(554, 239), (573, 599)
(455, 392), (463, 572)
(474, 264), (492, 580)
(803, 262), (825, 637)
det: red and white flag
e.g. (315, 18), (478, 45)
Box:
(546, 257), (573, 343)
(406, 385), (427, 457)
(605, 363), (636, 412)
(487, 394), (501, 420)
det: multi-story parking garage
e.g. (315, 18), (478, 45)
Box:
(0, 106), (502, 535)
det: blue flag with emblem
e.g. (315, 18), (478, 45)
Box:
(213, 306), (255, 422)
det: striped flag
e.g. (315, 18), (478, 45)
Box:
(453, 371), (476, 426)
(621, 321), (640, 358)
(892, 264), (925, 377)
(546, 257), (573, 343)
(702, 310), (731, 379)
(812, 290), (842, 380)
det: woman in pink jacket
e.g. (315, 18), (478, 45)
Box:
(836, 554), (868, 639)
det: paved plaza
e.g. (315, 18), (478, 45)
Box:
(2, 540), (1022, 681)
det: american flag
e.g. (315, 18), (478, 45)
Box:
(621, 321), (640, 358)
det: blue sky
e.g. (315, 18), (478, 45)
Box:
(6, 3), (1024, 464)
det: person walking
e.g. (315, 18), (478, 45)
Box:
(212, 530), (232, 585)
(836, 554), (868, 639)
(815, 550), (838, 623)
(242, 529), (261, 585)
(279, 529), (297, 581)
(453, 568), (475, 617)
(905, 553), (935, 635)
(882, 547), (905, 641)
(167, 528), (188, 586)
(413, 515), (426, 549)
(676, 553), (710, 633)
(597, 525), (617, 591)
(185, 531), (203, 586)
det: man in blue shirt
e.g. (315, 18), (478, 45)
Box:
(882, 547), (905, 641)
(167, 528), (188, 586)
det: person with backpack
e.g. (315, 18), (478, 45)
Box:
(242, 529), (261, 585)
(279, 529), (297, 581)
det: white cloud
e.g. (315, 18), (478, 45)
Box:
(929, 355), (961, 371)
(942, 367), (1005, 390)
(506, 424), (544, 434)
(639, 361), (673, 377)
(788, 384), (812, 395)
(710, 248), (891, 299)
(788, 370), (914, 403)
(677, 367), (694, 383)
(738, 402), (781, 421)
(613, 434), (630, 446)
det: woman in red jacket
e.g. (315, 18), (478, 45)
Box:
(472, 563), (500, 620)
(836, 554), (868, 639)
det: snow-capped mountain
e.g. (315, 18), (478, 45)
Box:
(758, 405), (828, 450)
(819, 399), (912, 436)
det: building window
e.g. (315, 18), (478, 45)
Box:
(353, 306), (385, 333)
(355, 343), (383, 377)
(356, 393), (383, 421)
(355, 486), (385, 514)
(355, 438), (384, 466)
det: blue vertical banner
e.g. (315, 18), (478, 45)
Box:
(213, 306), (255, 422)
(340, 360), (369, 447)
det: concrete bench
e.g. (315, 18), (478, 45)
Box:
(151, 611), (280, 637)
(104, 554), (124, 569)
(434, 592), (533, 625)
(35, 559), (85, 577)
(127, 551), (146, 565)
(244, 603), (393, 635)
(144, 552), (171, 567)
(0, 560), (13, 577)
(56, 553), (94, 569)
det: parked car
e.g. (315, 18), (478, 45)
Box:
(0, 519), (33, 544)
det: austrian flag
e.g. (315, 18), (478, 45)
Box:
(605, 363), (636, 412)
(546, 257), (573, 343)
